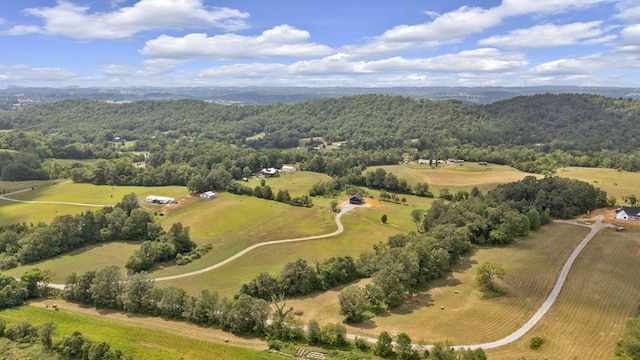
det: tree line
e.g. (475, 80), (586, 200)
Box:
(0, 194), (196, 270)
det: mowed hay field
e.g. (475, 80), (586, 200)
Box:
(487, 227), (640, 359)
(0, 303), (279, 360)
(156, 204), (414, 296)
(286, 223), (589, 342)
(556, 166), (640, 200)
(0, 182), (188, 226)
(370, 162), (543, 194)
(3, 241), (140, 283)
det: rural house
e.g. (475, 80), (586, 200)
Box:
(349, 194), (364, 205)
(615, 207), (640, 221)
(261, 168), (280, 178)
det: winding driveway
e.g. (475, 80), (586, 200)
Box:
(154, 203), (359, 281)
(8, 185), (606, 350)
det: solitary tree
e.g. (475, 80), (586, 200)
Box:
(476, 261), (506, 294)
(381, 214), (388, 224)
(338, 285), (368, 322)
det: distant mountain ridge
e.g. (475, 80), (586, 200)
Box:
(1, 85), (640, 109)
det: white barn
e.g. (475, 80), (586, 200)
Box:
(281, 165), (296, 172)
(145, 195), (176, 204)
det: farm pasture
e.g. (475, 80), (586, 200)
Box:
(156, 205), (409, 296)
(556, 166), (639, 200)
(3, 241), (140, 283)
(285, 223), (589, 344)
(486, 226), (640, 359)
(0, 303), (277, 360)
(369, 162), (543, 194)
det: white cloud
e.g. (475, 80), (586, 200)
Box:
(198, 63), (286, 79)
(99, 64), (138, 76)
(479, 22), (614, 48)
(0, 64), (78, 82)
(141, 25), (334, 60)
(288, 48), (527, 76)
(142, 58), (189, 74)
(367, 49), (528, 73)
(6, 0), (249, 39)
(497, 0), (615, 16)
(617, 24), (640, 53)
(529, 54), (607, 75)
(615, 4), (640, 20)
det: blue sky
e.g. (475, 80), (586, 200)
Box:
(1, 0), (639, 88)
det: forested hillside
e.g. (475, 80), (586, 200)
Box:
(1, 93), (639, 183)
(1, 93), (639, 152)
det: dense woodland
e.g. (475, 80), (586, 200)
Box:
(0, 93), (640, 185)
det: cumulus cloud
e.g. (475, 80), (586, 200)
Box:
(141, 25), (334, 60)
(528, 54), (607, 75)
(617, 24), (640, 53)
(479, 22), (614, 48)
(615, 4), (640, 20)
(288, 48), (527, 76)
(5, 0), (249, 39)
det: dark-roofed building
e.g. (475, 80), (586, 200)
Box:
(615, 207), (640, 221)
(349, 194), (364, 205)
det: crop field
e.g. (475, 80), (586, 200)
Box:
(556, 166), (639, 200)
(0, 303), (279, 360)
(370, 162), (543, 194)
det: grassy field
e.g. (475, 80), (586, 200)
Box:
(3, 241), (140, 283)
(285, 223), (589, 341)
(0, 182), (187, 226)
(0, 303), (279, 360)
(369, 162), (543, 194)
(556, 166), (639, 201)
(486, 226), (640, 359)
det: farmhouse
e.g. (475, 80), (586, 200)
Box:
(261, 167), (280, 178)
(145, 195), (176, 204)
(349, 194), (365, 205)
(615, 207), (640, 221)
(200, 191), (216, 199)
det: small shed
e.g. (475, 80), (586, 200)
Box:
(200, 191), (216, 199)
(281, 165), (296, 172)
(349, 194), (364, 205)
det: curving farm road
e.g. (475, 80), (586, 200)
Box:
(7, 185), (606, 350)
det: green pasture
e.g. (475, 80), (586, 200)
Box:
(252, 170), (331, 197)
(4, 241), (140, 283)
(556, 166), (639, 201)
(157, 204), (411, 296)
(0, 305), (278, 360)
(368, 162), (543, 194)
(0, 179), (62, 194)
(4, 182), (186, 204)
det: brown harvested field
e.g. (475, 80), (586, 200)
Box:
(556, 166), (639, 200)
(285, 223), (590, 344)
(486, 226), (640, 359)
